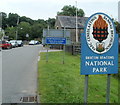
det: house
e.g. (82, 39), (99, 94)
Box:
(55, 15), (88, 43)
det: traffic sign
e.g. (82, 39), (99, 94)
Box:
(81, 12), (118, 75)
(46, 37), (66, 44)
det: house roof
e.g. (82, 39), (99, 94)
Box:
(57, 16), (88, 29)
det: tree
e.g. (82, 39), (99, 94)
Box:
(57, 5), (85, 17)
(30, 23), (47, 40)
(1, 12), (7, 29)
(20, 16), (34, 25)
(7, 13), (19, 27)
(5, 26), (16, 40)
(47, 18), (55, 29)
(114, 21), (120, 37)
(17, 22), (31, 40)
(3, 12), (56, 40)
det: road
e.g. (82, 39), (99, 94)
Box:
(2, 45), (42, 103)
(0, 49), (2, 104)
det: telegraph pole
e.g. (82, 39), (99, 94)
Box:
(75, 1), (78, 43)
(16, 16), (19, 40)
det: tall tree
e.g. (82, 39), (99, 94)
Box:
(19, 16), (34, 25)
(57, 5), (85, 17)
(47, 18), (55, 29)
(1, 12), (7, 29)
(17, 22), (31, 40)
(7, 13), (19, 27)
(5, 26), (16, 40)
(30, 23), (47, 40)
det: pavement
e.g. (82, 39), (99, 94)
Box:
(1, 45), (62, 103)
(40, 47), (62, 53)
(2, 45), (42, 103)
(0, 50), (2, 104)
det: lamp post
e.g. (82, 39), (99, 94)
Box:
(75, 1), (78, 43)
(16, 17), (19, 40)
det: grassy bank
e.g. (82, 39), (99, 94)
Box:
(38, 52), (119, 103)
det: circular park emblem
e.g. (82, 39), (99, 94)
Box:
(86, 13), (115, 54)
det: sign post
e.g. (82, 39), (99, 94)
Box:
(62, 27), (66, 64)
(106, 74), (111, 104)
(46, 45), (49, 63)
(42, 29), (70, 63)
(81, 12), (118, 103)
(45, 37), (66, 63)
(84, 75), (89, 104)
(46, 25), (49, 63)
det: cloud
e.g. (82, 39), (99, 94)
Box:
(0, 0), (118, 20)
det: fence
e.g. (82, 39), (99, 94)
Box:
(65, 43), (80, 55)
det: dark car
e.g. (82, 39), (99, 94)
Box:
(17, 40), (23, 47)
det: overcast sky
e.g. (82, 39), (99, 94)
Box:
(0, 0), (119, 20)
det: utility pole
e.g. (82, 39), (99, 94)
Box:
(16, 16), (19, 40)
(76, 1), (78, 43)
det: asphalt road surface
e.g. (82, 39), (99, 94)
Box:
(0, 50), (2, 104)
(2, 45), (42, 103)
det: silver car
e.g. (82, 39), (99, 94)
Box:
(9, 40), (18, 48)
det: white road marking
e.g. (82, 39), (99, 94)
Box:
(38, 56), (40, 61)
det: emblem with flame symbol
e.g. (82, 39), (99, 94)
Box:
(92, 15), (109, 52)
(86, 13), (114, 54)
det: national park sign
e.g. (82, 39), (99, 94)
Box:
(81, 13), (118, 75)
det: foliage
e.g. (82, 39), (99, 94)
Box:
(19, 16), (34, 25)
(0, 31), (3, 39)
(17, 22), (31, 40)
(5, 26), (16, 40)
(0, 12), (55, 41)
(115, 21), (120, 37)
(57, 5), (85, 17)
(1, 12), (7, 29)
(47, 18), (55, 29)
(30, 23), (47, 40)
(7, 13), (19, 27)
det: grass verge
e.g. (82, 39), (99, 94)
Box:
(38, 51), (119, 103)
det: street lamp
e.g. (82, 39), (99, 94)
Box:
(16, 17), (19, 40)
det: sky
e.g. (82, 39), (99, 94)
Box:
(0, 0), (119, 20)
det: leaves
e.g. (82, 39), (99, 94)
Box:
(2, 12), (55, 40)
(57, 5), (85, 17)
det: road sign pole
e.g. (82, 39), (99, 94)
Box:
(84, 75), (89, 104)
(62, 27), (66, 64)
(63, 45), (65, 64)
(46, 21), (49, 63)
(46, 45), (49, 63)
(106, 74), (111, 104)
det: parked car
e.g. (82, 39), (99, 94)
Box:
(17, 40), (23, 47)
(35, 41), (40, 45)
(9, 40), (18, 48)
(0, 40), (12, 49)
(29, 40), (36, 45)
